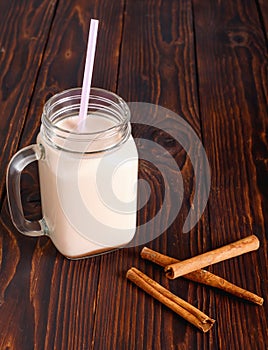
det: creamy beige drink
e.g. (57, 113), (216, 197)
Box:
(6, 88), (137, 259)
(37, 114), (138, 258)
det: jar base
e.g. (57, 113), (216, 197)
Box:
(63, 246), (122, 260)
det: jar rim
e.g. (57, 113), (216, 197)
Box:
(42, 87), (131, 136)
(40, 87), (132, 154)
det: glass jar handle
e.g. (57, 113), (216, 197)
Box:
(6, 144), (48, 237)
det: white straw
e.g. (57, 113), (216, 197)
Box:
(79, 19), (99, 120)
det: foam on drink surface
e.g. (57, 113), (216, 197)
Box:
(57, 114), (115, 133)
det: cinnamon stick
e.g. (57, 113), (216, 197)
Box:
(126, 267), (215, 332)
(164, 235), (260, 279)
(141, 247), (263, 305)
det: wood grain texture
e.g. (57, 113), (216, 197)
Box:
(0, 0), (58, 211)
(257, 0), (268, 39)
(193, 0), (268, 348)
(17, 0), (126, 147)
(0, 0), (125, 349)
(0, 0), (267, 349)
(92, 0), (213, 349)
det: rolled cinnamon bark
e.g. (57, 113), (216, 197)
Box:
(141, 247), (263, 305)
(164, 235), (259, 279)
(126, 267), (215, 332)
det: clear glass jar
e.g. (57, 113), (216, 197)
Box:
(6, 88), (138, 259)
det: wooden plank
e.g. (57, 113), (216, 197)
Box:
(258, 0), (268, 39)
(92, 0), (213, 349)
(0, 1), (125, 349)
(0, 0), (58, 209)
(193, 0), (268, 349)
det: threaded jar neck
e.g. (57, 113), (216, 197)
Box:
(41, 88), (131, 154)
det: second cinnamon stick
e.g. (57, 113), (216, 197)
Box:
(164, 235), (259, 279)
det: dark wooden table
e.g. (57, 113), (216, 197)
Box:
(0, 1), (267, 349)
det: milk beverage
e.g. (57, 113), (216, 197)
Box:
(6, 88), (137, 259)
(37, 114), (138, 258)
